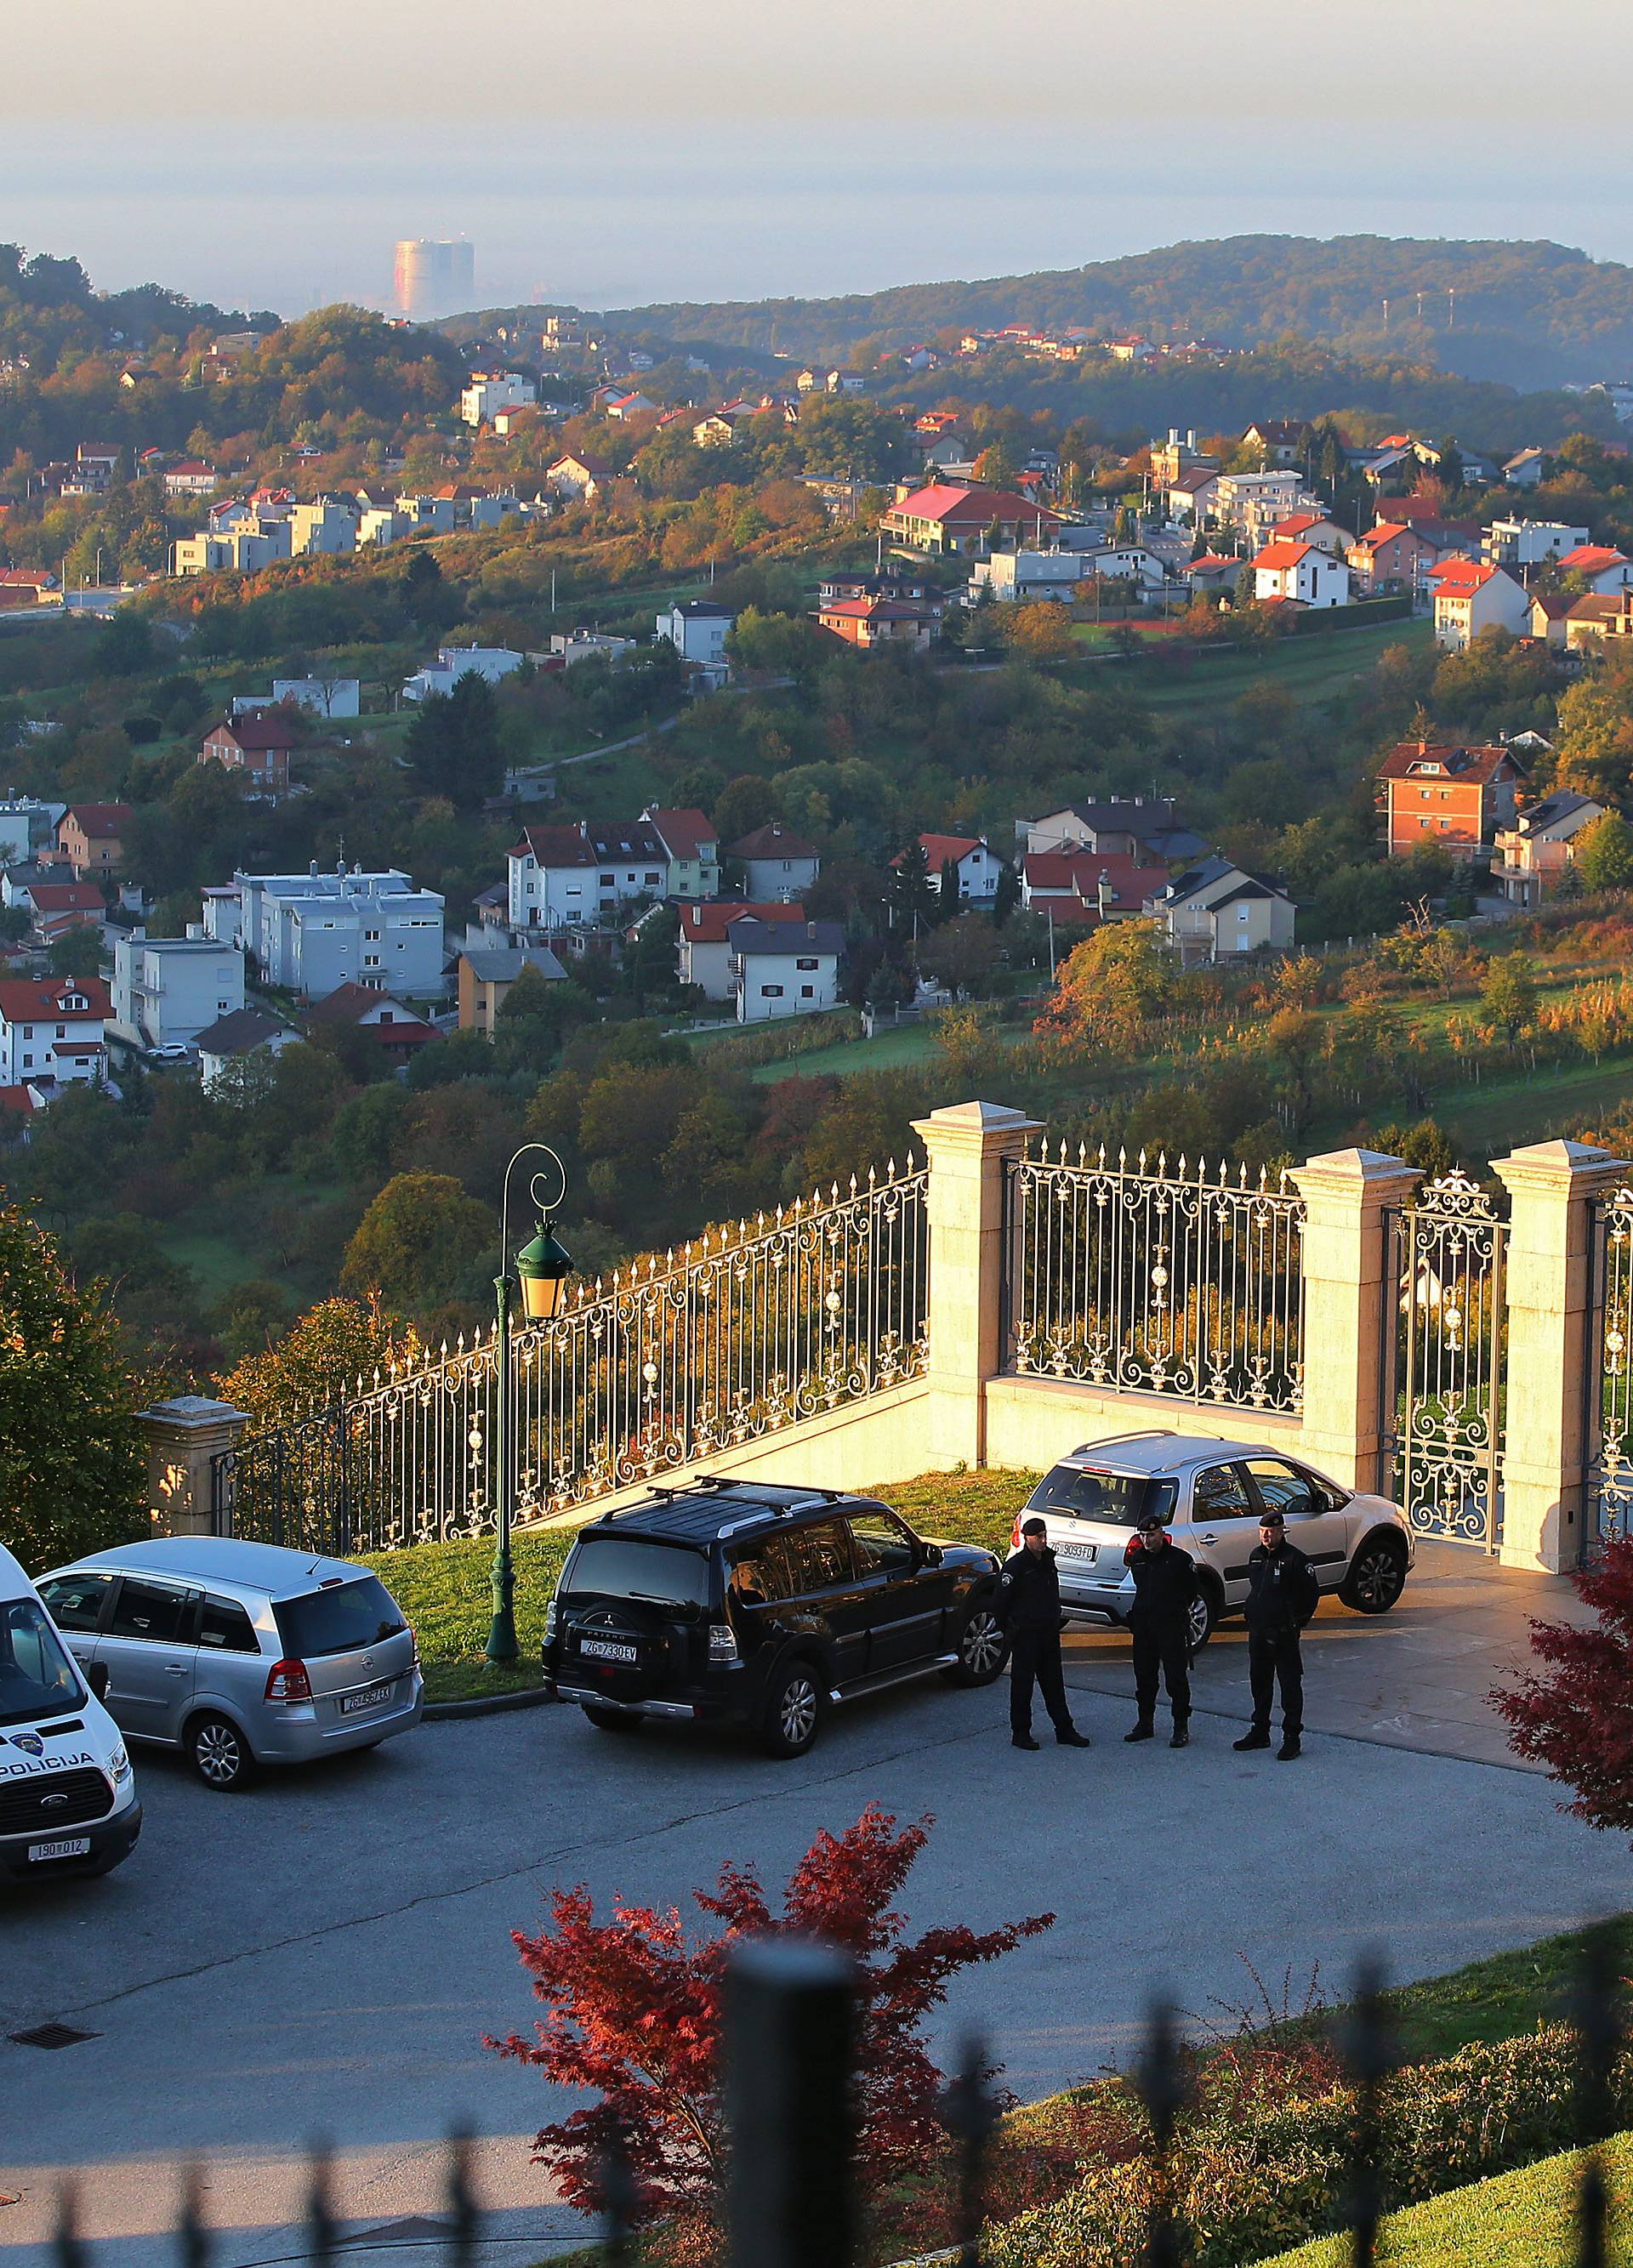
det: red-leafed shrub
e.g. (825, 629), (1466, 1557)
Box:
(1494, 1535), (1633, 1831)
(486, 1804), (1053, 2246)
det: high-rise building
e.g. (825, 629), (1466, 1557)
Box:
(392, 239), (475, 321)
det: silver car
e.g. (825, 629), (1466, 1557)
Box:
(36, 1539), (423, 1790)
(1016, 1430), (1415, 1651)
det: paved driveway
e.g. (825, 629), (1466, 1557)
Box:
(1, 1545), (1624, 2268)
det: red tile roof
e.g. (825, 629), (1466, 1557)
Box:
(306, 982), (433, 1035)
(60, 803), (133, 836)
(0, 976), (111, 1022)
(679, 900), (806, 944)
(885, 482), (1061, 527)
(208, 713), (298, 750)
(1558, 546), (1630, 575)
(1252, 538), (1316, 571)
(28, 883), (105, 912)
(1022, 850), (1169, 912)
(1375, 740), (1523, 786)
(725, 823), (819, 861)
(895, 833), (984, 870)
(644, 808), (717, 863)
(512, 824), (598, 868)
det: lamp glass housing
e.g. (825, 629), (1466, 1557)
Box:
(515, 1219), (572, 1321)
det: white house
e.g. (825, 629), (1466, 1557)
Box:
(207, 864), (446, 999)
(896, 833), (1005, 903)
(1146, 858), (1296, 963)
(196, 1006), (293, 1091)
(270, 675), (361, 719)
(0, 975), (110, 1086)
(402, 645), (526, 702)
(1251, 537), (1351, 609)
(1483, 519), (1589, 567)
(507, 821), (671, 929)
(1556, 545), (1633, 594)
(730, 917), (844, 1022)
(547, 453), (616, 501)
(111, 933), (245, 1051)
(723, 823), (822, 901)
(657, 600), (733, 674)
(459, 372), (537, 427)
(1430, 559), (1531, 650)
(287, 500), (359, 556)
(676, 899), (805, 1001)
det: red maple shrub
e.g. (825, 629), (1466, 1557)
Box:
(486, 1804), (1053, 2246)
(1494, 1535), (1633, 1829)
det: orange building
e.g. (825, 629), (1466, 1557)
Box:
(1374, 741), (1528, 861)
(56, 802), (133, 878)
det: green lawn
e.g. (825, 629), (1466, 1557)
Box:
(1117, 616), (1434, 718)
(1431, 1054), (1633, 1157)
(1263, 2132), (1633, 2267)
(746, 1022), (947, 1083)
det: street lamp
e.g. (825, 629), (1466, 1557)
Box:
(486, 1143), (573, 1663)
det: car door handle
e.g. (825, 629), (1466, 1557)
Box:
(1200, 1534), (1218, 1546)
(164, 1664), (187, 1676)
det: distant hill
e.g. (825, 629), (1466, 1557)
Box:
(588, 236), (1633, 391)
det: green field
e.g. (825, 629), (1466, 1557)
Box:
(746, 1021), (947, 1083)
(1112, 615), (1435, 717)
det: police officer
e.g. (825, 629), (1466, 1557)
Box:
(998, 1517), (1091, 1751)
(1122, 1512), (1198, 1748)
(1232, 1505), (1320, 1760)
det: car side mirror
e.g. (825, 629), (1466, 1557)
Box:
(918, 1541), (943, 1568)
(87, 1663), (110, 1701)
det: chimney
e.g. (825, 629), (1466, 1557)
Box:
(807, 922), (816, 941)
(310, 860), (319, 878)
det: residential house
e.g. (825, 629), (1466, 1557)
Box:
(729, 918), (844, 1023)
(1556, 545), (1633, 594)
(814, 594), (936, 650)
(1146, 858), (1296, 962)
(1162, 464), (1222, 524)
(1270, 510), (1351, 558)
(57, 803), (132, 878)
(1429, 559), (1529, 650)
(1483, 519), (1589, 567)
(0, 1083), (47, 1141)
(402, 645), (525, 701)
(1242, 420), (1312, 468)
(207, 865), (446, 998)
(507, 821), (669, 929)
(546, 453), (616, 501)
(676, 901), (805, 1001)
(1020, 850), (1170, 924)
(923, 435), (981, 481)
(162, 461), (219, 499)
(1564, 592), (1633, 651)
(1024, 798), (1205, 863)
(287, 499), (359, 556)
(879, 483), (1061, 555)
(1528, 592), (1577, 647)
(1251, 538), (1351, 609)
(1492, 790), (1607, 908)
(817, 569), (943, 611)
(0, 798), (60, 865)
(268, 676), (360, 719)
(459, 372), (537, 427)
(1348, 521), (1437, 594)
(656, 600), (733, 677)
(1180, 552), (1239, 597)
(1503, 448), (1547, 489)
(196, 1006), (292, 1090)
(896, 834), (1005, 904)
(0, 975), (110, 1086)
(1211, 469), (1314, 543)
(456, 944), (570, 1036)
(305, 981), (437, 1064)
(0, 567), (59, 608)
(111, 933), (245, 1050)
(1148, 429), (1215, 486)
(1, 859), (76, 913)
(1374, 739), (1528, 859)
(724, 823), (822, 901)
(198, 713), (296, 799)
(27, 882), (106, 945)
(642, 807), (720, 899)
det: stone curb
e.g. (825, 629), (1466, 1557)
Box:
(423, 1685), (555, 1722)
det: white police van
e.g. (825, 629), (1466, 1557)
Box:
(0, 1542), (141, 1881)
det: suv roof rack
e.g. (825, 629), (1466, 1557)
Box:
(1070, 1429), (1176, 1456)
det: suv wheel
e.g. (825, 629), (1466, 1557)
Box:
(1186, 1583), (1218, 1654)
(583, 1703), (643, 1733)
(189, 1713), (253, 1791)
(944, 1601), (1006, 1687)
(1340, 1533), (1408, 1614)
(760, 1662), (822, 1759)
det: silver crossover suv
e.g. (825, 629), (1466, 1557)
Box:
(37, 1538), (423, 1789)
(1016, 1430), (1415, 1651)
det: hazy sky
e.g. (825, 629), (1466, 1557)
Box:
(9, 0), (1633, 314)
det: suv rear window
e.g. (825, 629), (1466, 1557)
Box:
(274, 1577), (406, 1659)
(564, 1538), (712, 1614)
(1027, 1467), (1179, 1526)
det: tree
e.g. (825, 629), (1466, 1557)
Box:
(91, 608), (156, 679)
(339, 1173), (497, 1320)
(712, 773), (779, 847)
(1037, 920), (1174, 1055)
(726, 606), (828, 685)
(406, 673), (504, 809)
(1494, 1538), (1633, 1836)
(219, 1294), (416, 1424)
(888, 839), (936, 932)
(992, 861), (1021, 927)
(1481, 952), (1539, 1049)
(999, 601), (1078, 664)
(486, 1805), (1052, 2238)
(47, 924), (105, 978)
(1575, 812), (1633, 895)
(917, 915), (1000, 1000)
(0, 1204), (145, 1569)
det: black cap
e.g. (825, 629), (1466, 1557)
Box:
(1259, 1507), (1286, 1527)
(1021, 1516), (1047, 1538)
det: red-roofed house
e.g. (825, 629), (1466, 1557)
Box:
(198, 713), (296, 799)
(304, 982), (435, 1061)
(892, 834), (1005, 903)
(1557, 545), (1633, 594)
(1374, 740), (1528, 859)
(1429, 558), (1529, 649)
(1268, 509), (1351, 556)
(163, 460), (219, 498)
(0, 975), (111, 1085)
(56, 804), (133, 878)
(547, 453), (616, 502)
(0, 1082), (47, 1141)
(814, 594), (936, 651)
(1020, 850), (1172, 925)
(0, 566), (59, 609)
(879, 482), (1061, 555)
(1348, 521), (1436, 594)
(642, 807), (720, 899)
(1251, 538), (1351, 608)
(27, 881), (107, 944)
(677, 900), (806, 999)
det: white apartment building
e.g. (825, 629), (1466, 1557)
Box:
(459, 372), (537, 427)
(401, 645), (526, 702)
(729, 918), (844, 1022)
(656, 600), (733, 669)
(204, 864), (446, 999)
(111, 933), (245, 1050)
(0, 975), (110, 1085)
(1252, 538), (1352, 609)
(1483, 519), (1590, 567)
(507, 821), (670, 929)
(287, 500), (359, 556)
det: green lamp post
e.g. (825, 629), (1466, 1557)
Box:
(486, 1144), (573, 1664)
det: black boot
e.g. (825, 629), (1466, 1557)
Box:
(1169, 1723), (1190, 1748)
(1055, 1726), (1092, 1748)
(1012, 1732), (1040, 1751)
(1277, 1734), (1302, 1761)
(1233, 1727), (1272, 1752)
(1124, 1720), (1155, 1742)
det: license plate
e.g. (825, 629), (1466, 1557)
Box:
(340, 1681), (394, 1715)
(578, 1638), (638, 1663)
(1056, 1543), (1098, 1563)
(29, 1837), (92, 1862)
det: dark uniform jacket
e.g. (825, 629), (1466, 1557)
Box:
(1243, 1539), (1320, 1635)
(997, 1545), (1063, 1634)
(1124, 1539), (1199, 1630)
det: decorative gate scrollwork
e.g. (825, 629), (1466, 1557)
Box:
(1587, 1184), (1633, 1543)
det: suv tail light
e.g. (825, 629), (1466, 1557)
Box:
(265, 1657), (312, 1703)
(707, 1623), (739, 1665)
(1011, 1512), (1023, 1549)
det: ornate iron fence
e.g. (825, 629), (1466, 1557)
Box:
(1382, 1168), (1508, 1549)
(212, 1162), (929, 1555)
(1003, 1143), (1306, 1413)
(1587, 1181), (1633, 1543)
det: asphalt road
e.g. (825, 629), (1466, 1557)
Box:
(3, 1606), (1630, 2268)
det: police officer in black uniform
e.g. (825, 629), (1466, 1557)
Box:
(1232, 1505), (1321, 1760)
(1122, 1511), (1198, 1748)
(998, 1517), (1092, 1751)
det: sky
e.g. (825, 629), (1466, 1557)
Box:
(9, 0), (1633, 316)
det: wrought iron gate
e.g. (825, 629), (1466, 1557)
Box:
(1586, 1181), (1633, 1543)
(1382, 1169), (1508, 1550)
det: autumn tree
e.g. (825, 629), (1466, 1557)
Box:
(339, 1172), (496, 1321)
(487, 1805), (1052, 2241)
(1495, 1538), (1633, 1834)
(1481, 952), (1539, 1049)
(1037, 918), (1173, 1055)
(1575, 811), (1633, 895)
(999, 600), (1078, 664)
(219, 1293), (417, 1424)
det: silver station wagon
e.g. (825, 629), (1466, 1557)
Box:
(37, 1538), (423, 1790)
(1015, 1430), (1415, 1651)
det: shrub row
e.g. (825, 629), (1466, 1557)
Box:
(685, 1008), (863, 1070)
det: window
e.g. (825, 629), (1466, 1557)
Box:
(38, 1570), (115, 1634)
(56, 1026), (65, 1038)
(198, 1594), (260, 1652)
(783, 1519), (855, 1593)
(273, 1577), (406, 1658)
(600, 875), (614, 888)
(801, 985), (814, 998)
(848, 1507), (917, 1575)
(20, 1055), (31, 1070)
(644, 872), (661, 885)
(0, 1598), (82, 1726)
(796, 957), (818, 971)
(562, 1538), (711, 1611)
(109, 1577), (191, 1646)
(1027, 1466), (1177, 1527)
(727, 1537), (796, 1606)
(760, 984), (783, 998)
(1192, 1465), (1253, 1518)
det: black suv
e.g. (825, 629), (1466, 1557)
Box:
(542, 1480), (1004, 1758)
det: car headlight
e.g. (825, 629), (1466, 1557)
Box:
(108, 1744), (131, 1785)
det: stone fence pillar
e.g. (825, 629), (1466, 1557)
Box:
(912, 1100), (1043, 1469)
(136, 1395), (252, 1538)
(1288, 1148), (1420, 1495)
(1493, 1140), (1627, 1574)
